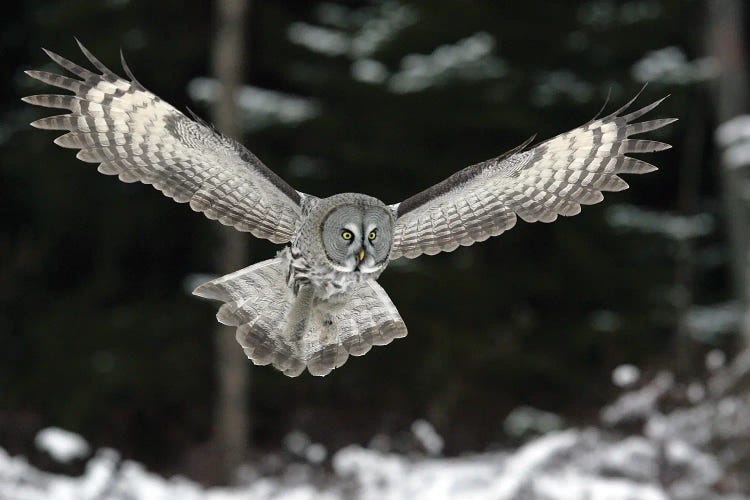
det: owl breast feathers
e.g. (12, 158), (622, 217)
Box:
(24, 41), (676, 377)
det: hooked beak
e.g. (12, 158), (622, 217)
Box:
(358, 249), (366, 262)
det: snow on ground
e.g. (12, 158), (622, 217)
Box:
(0, 431), (669, 500)
(0, 426), (743, 499)
(4, 351), (750, 499)
(1, 427), (737, 500)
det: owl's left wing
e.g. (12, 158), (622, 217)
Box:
(388, 92), (676, 259)
(23, 41), (305, 244)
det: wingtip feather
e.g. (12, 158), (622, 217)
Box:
(41, 47), (61, 62)
(29, 117), (58, 129)
(622, 139), (672, 153)
(41, 46), (97, 80)
(75, 37), (116, 78)
(54, 133), (86, 149)
(119, 48), (144, 89)
(606, 84), (648, 118)
(621, 95), (671, 122)
(592, 85), (614, 121)
(192, 281), (227, 301)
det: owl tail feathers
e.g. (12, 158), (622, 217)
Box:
(193, 256), (308, 377)
(193, 256), (407, 378)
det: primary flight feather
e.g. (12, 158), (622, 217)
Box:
(24, 42), (676, 377)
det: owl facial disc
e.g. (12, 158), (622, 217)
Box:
(320, 200), (393, 274)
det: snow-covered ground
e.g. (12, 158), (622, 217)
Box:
(3, 353), (750, 500)
(0, 432), (670, 500)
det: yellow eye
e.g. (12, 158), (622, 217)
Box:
(341, 230), (353, 241)
(368, 230), (377, 241)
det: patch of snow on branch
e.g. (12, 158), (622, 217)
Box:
(719, 141), (750, 172)
(349, 2), (418, 58)
(708, 347), (750, 397)
(716, 115), (750, 169)
(684, 302), (741, 342)
(491, 430), (579, 498)
(631, 46), (718, 85)
(284, 430), (328, 465)
(288, 22), (350, 57)
(612, 364), (640, 388)
(187, 78), (320, 131)
(388, 32), (507, 94)
(716, 115), (750, 147)
(289, 1), (417, 59)
(351, 58), (389, 84)
(607, 204), (715, 241)
(578, 0), (663, 27)
(411, 420), (444, 456)
(34, 427), (90, 464)
(705, 349), (726, 371)
(601, 371), (673, 425)
(504, 406), (564, 438)
(288, 5), (507, 93)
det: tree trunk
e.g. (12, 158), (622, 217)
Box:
(210, 0), (251, 483)
(672, 91), (706, 372)
(706, 0), (750, 342)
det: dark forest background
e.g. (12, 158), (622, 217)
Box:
(2, 0), (747, 483)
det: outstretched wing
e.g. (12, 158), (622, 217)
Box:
(388, 91), (676, 259)
(23, 41), (305, 244)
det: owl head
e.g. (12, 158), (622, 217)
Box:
(302, 193), (394, 274)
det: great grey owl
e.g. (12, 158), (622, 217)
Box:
(24, 42), (676, 377)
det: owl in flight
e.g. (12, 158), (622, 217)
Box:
(24, 42), (675, 377)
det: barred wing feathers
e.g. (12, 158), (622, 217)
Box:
(389, 93), (676, 259)
(23, 41), (304, 244)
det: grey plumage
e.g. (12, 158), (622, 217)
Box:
(389, 91), (676, 259)
(193, 250), (406, 377)
(24, 40), (301, 243)
(24, 42), (676, 377)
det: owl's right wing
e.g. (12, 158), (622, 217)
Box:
(388, 91), (676, 259)
(23, 41), (305, 244)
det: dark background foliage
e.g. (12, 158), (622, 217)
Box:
(0, 0), (732, 475)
